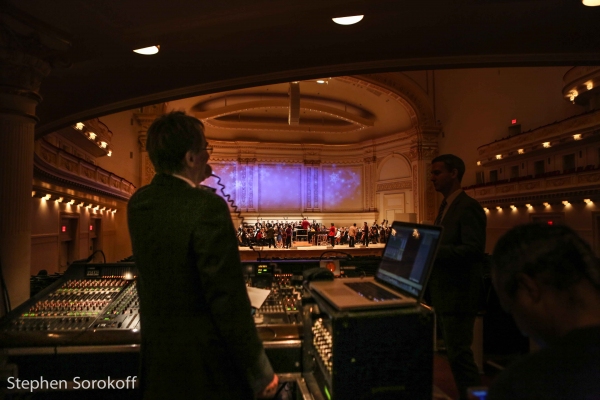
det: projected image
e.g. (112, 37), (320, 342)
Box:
(204, 162), (364, 212)
(322, 165), (362, 210)
(258, 165), (302, 210)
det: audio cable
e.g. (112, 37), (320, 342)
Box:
(210, 172), (262, 261)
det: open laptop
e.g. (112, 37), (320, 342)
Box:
(310, 221), (442, 310)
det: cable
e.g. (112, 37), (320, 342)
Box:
(210, 173), (262, 261)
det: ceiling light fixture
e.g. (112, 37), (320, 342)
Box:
(133, 45), (160, 55)
(582, 0), (600, 6)
(332, 15), (364, 25)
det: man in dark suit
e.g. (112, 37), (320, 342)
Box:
(128, 112), (278, 399)
(429, 154), (486, 400)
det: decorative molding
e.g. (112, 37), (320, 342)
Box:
(519, 181), (541, 191)
(376, 181), (412, 191)
(340, 74), (436, 127)
(579, 173), (600, 184)
(425, 164), (436, 223)
(413, 164), (418, 218)
(138, 135), (147, 152)
(34, 139), (135, 201)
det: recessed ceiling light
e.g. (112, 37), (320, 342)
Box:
(316, 80), (325, 84)
(133, 45), (160, 55)
(582, 0), (600, 6)
(332, 15), (364, 25)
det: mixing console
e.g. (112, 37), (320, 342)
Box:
(253, 273), (303, 326)
(3, 278), (137, 332)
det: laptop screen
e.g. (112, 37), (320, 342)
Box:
(375, 221), (442, 299)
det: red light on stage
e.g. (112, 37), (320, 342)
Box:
(89, 225), (93, 231)
(511, 119), (517, 124)
(548, 220), (553, 225)
(62, 226), (66, 232)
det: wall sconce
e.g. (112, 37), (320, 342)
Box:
(101, 207), (106, 211)
(573, 134), (582, 140)
(32, 191), (36, 197)
(75, 122), (85, 130)
(510, 205), (517, 210)
(562, 200), (570, 206)
(476, 161), (481, 166)
(56, 197), (64, 203)
(68, 200), (75, 205)
(586, 81), (593, 90)
(93, 205), (99, 211)
(568, 90), (578, 102)
(43, 194), (51, 201)
(112, 209), (117, 214)
(584, 199), (593, 205)
(495, 154), (502, 160)
(78, 202), (84, 207)
(525, 203), (532, 209)
(107, 150), (112, 157)
(518, 149), (524, 154)
(100, 141), (108, 149)
(88, 132), (97, 140)
(86, 204), (92, 209)
(542, 142), (551, 148)
(483, 207), (489, 212)
(543, 202), (550, 207)
(496, 206), (502, 211)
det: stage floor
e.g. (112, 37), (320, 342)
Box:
(238, 243), (385, 261)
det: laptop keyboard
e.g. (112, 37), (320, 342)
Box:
(344, 282), (400, 301)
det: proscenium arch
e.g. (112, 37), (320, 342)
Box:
(339, 73), (436, 129)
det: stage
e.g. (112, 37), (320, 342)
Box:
(238, 243), (385, 261)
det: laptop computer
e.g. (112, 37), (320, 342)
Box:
(309, 221), (442, 311)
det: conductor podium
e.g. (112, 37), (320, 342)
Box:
(304, 289), (434, 400)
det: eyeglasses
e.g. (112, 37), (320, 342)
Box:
(200, 144), (213, 155)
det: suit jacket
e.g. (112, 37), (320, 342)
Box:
(428, 191), (486, 314)
(128, 174), (273, 400)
